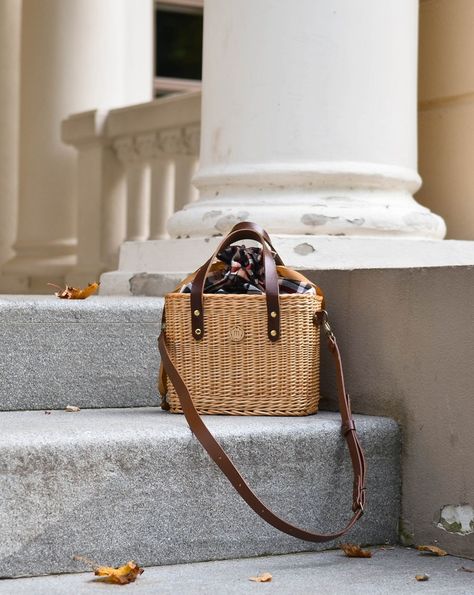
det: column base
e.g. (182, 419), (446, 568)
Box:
(168, 162), (446, 240)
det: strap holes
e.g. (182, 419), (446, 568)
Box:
(195, 328), (202, 335)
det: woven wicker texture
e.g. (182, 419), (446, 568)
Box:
(163, 292), (322, 416)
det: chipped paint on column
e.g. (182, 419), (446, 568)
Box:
(294, 242), (315, 256)
(436, 505), (474, 536)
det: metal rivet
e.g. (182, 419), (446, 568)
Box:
(195, 328), (201, 335)
(270, 329), (277, 337)
(270, 311), (277, 318)
(194, 309), (200, 316)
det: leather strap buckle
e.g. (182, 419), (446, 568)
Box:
(352, 487), (366, 514)
(314, 310), (335, 342)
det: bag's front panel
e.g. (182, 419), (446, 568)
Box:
(164, 293), (322, 415)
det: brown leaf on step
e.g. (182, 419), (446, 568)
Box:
(48, 282), (99, 299)
(415, 574), (430, 581)
(249, 572), (272, 583)
(65, 405), (80, 412)
(458, 566), (474, 573)
(94, 561), (144, 585)
(340, 543), (372, 558)
(417, 545), (448, 556)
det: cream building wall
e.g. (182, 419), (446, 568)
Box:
(0, 0), (20, 267)
(418, 0), (474, 240)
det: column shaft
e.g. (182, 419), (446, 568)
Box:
(3, 0), (153, 289)
(169, 0), (445, 239)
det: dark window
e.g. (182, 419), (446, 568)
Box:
(155, 5), (203, 81)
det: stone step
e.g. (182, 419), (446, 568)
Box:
(0, 547), (472, 595)
(0, 407), (399, 578)
(0, 295), (164, 411)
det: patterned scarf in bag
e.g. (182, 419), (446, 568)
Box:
(180, 245), (315, 295)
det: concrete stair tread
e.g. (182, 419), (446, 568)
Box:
(0, 407), (400, 577)
(0, 295), (164, 411)
(0, 406), (389, 442)
(0, 547), (472, 595)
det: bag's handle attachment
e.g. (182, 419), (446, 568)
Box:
(158, 309), (366, 542)
(191, 225), (282, 342)
(224, 221), (284, 265)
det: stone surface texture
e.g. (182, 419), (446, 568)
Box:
(0, 408), (400, 577)
(0, 296), (163, 410)
(307, 265), (474, 559)
(1, 547), (473, 595)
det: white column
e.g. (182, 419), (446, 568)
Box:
(174, 157), (199, 212)
(169, 0), (445, 239)
(61, 110), (127, 287)
(2, 0), (153, 290)
(150, 158), (176, 240)
(116, 136), (152, 243)
(126, 164), (151, 242)
(0, 0), (21, 269)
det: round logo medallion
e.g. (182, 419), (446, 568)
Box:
(228, 326), (245, 342)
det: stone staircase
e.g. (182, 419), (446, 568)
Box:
(0, 296), (400, 578)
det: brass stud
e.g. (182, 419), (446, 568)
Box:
(194, 309), (200, 317)
(270, 311), (277, 318)
(270, 329), (277, 337)
(195, 328), (202, 335)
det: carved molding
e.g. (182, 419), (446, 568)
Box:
(113, 124), (200, 163)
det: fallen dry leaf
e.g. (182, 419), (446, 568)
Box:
(249, 572), (272, 583)
(415, 574), (430, 581)
(94, 561), (144, 585)
(65, 405), (80, 412)
(417, 545), (448, 557)
(48, 282), (99, 299)
(458, 566), (474, 573)
(340, 543), (372, 558)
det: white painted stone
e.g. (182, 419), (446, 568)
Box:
(168, 0), (445, 239)
(1, 0), (153, 291)
(62, 93), (201, 288)
(101, 236), (474, 292)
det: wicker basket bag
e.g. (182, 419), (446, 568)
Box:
(162, 281), (322, 416)
(158, 222), (366, 543)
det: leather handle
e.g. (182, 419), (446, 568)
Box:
(158, 311), (366, 543)
(191, 228), (281, 342)
(226, 222), (284, 265)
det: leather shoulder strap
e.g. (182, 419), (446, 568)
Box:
(158, 310), (366, 542)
